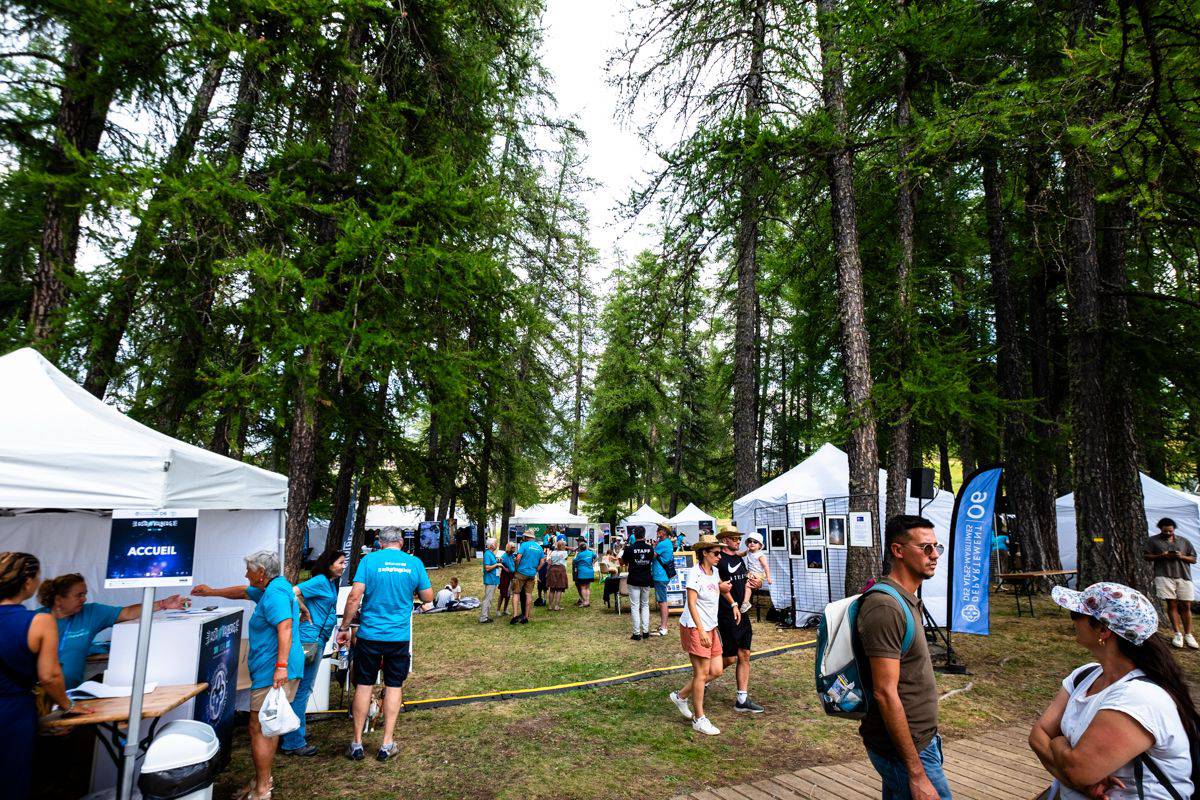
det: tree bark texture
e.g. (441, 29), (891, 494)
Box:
(818, 0), (881, 593)
(732, 0), (767, 499)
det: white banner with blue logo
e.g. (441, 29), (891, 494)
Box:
(949, 466), (1003, 634)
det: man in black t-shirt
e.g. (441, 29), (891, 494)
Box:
(715, 526), (764, 713)
(622, 531), (655, 640)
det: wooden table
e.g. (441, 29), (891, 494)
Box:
(997, 570), (1077, 617)
(43, 683), (207, 796)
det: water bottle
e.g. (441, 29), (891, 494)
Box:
(337, 645), (349, 670)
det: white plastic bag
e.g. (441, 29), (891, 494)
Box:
(258, 686), (300, 738)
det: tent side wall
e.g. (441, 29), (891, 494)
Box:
(1056, 496), (1200, 584)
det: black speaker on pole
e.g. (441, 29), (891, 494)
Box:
(909, 467), (935, 500)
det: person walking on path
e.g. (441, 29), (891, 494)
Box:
(1144, 518), (1198, 649)
(573, 540), (596, 607)
(511, 531), (545, 624)
(651, 524), (676, 637)
(623, 529), (655, 640)
(336, 526), (433, 762)
(479, 538), (502, 623)
(669, 535), (737, 735)
(1, 552), (89, 800)
(281, 549), (346, 756)
(546, 540), (570, 611)
(857, 514), (950, 800)
(714, 526), (764, 714)
(1031, 581), (1198, 800)
(498, 541), (517, 616)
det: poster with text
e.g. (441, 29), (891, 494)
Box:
(666, 551), (696, 607)
(105, 509), (198, 588)
(195, 611), (241, 769)
(849, 512), (874, 548)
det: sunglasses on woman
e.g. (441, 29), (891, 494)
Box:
(903, 542), (945, 557)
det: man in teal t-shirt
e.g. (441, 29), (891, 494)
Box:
(573, 541), (596, 607)
(480, 538), (503, 623)
(651, 525), (676, 637)
(337, 527), (434, 761)
(512, 531), (546, 624)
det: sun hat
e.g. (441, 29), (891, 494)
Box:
(746, 532), (764, 546)
(521, 530), (536, 538)
(716, 525), (740, 540)
(693, 534), (722, 553)
(1051, 582), (1159, 645)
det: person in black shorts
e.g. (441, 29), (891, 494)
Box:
(715, 526), (764, 713)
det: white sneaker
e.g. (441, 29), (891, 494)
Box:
(692, 715), (720, 735)
(740, 600), (752, 614)
(1172, 632), (1184, 648)
(1186, 634), (1199, 649)
(669, 691), (693, 720)
(653, 627), (668, 637)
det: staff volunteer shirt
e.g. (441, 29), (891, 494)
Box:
(515, 540), (545, 577)
(624, 539), (655, 587)
(353, 548), (432, 642)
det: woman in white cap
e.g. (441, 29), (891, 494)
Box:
(1030, 582), (1199, 799)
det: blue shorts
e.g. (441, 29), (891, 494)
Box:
(654, 581), (669, 603)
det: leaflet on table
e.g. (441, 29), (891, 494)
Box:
(67, 680), (159, 700)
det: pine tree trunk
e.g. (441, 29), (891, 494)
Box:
(30, 38), (117, 345)
(818, 0), (881, 593)
(938, 433), (953, 492)
(732, 0), (767, 499)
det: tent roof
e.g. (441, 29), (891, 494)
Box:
(669, 503), (716, 524)
(509, 503), (588, 526)
(620, 503), (671, 527)
(733, 443), (883, 512)
(0, 348), (287, 510)
(1056, 473), (1200, 517)
(364, 505), (426, 529)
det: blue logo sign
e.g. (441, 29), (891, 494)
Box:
(949, 467), (1003, 635)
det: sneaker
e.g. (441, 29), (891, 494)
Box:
(1173, 632), (1185, 648)
(281, 744), (318, 757)
(1187, 634), (1199, 649)
(740, 600), (752, 614)
(735, 697), (765, 713)
(669, 691), (693, 720)
(346, 742), (365, 761)
(520, 617), (529, 624)
(509, 615), (521, 625)
(376, 742), (399, 762)
(692, 716), (720, 735)
(478, 618), (493, 624)
(630, 633), (642, 641)
(652, 627), (668, 637)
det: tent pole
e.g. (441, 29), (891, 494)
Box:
(277, 510), (286, 568)
(118, 586), (156, 800)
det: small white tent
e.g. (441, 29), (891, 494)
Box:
(619, 503), (671, 538)
(668, 503), (718, 545)
(0, 348), (288, 607)
(510, 502), (589, 527)
(732, 443), (954, 625)
(365, 505), (427, 530)
(1056, 473), (1200, 584)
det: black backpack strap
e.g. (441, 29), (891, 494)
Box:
(1135, 753), (1185, 800)
(1070, 664), (1102, 692)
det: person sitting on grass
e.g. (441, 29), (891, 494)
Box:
(669, 534), (738, 735)
(1031, 582), (1198, 800)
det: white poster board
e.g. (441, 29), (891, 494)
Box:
(849, 511), (874, 548)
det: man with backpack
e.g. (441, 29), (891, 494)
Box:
(650, 524), (676, 637)
(857, 514), (950, 799)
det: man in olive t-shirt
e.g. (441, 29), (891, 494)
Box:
(1145, 517), (1198, 649)
(856, 515), (951, 800)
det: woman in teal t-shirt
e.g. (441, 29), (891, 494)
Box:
(572, 542), (597, 607)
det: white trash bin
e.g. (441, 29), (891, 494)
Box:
(137, 720), (219, 800)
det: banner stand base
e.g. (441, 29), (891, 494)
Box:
(922, 604), (970, 675)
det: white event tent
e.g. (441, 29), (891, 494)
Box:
(510, 502), (589, 528)
(619, 503), (671, 538)
(1056, 473), (1200, 584)
(365, 505), (428, 531)
(668, 503), (718, 546)
(0, 348), (288, 608)
(732, 443), (954, 625)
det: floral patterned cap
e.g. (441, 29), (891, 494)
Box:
(1051, 582), (1159, 645)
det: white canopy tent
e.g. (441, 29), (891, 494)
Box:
(0, 348), (287, 608)
(668, 503), (718, 546)
(1056, 473), (1200, 584)
(509, 502), (589, 527)
(619, 503), (671, 539)
(732, 443), (954, 625)
(365, 505), (427, 530)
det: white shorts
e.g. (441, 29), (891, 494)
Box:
(1155, 577), (1195, 602)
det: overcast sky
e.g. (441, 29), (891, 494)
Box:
(541, 0), (661, 284)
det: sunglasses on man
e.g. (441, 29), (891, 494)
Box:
(901, 542), (945, 557)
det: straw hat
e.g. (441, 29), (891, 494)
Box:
(716, 525), (740, 540)
(693, 534), (722, 553)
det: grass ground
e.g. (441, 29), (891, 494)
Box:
(216, 562), (1200, 800)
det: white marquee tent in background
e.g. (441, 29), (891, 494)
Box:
(668, 503), (718, 546)
(0, 347), (287, 610)
(619, 503), (671, 537)
(732, 443), (954, 625)
(510, 502), (589, 528)
(1056, 473), (1200, 585)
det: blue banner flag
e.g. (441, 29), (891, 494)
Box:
(949, 466), (1003, 634)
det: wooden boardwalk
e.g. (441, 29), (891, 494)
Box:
(672, 725), (1049, 800)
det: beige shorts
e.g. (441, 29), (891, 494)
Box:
(1155, 577), (1195, 602)
(249, 679), (299, 711)
(511, 573), (537, 593)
